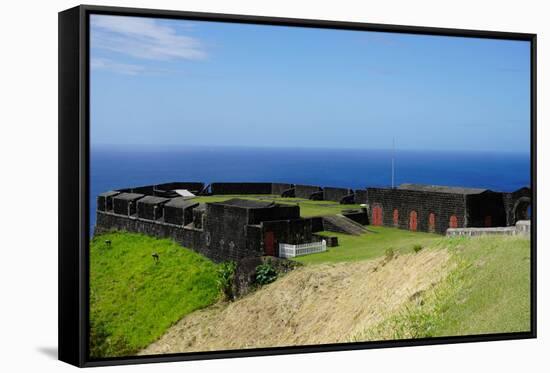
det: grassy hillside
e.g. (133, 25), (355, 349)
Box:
(141, 249), (452, 354)
(140, 234), (530, 354)
(294, 227), (441, 264)
(194, 194), (363, 217)
(89, 232), (220, 358)
(90, 227), (530, 356)
(352, 235), (531, 340)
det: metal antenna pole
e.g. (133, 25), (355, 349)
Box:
(391, 137), (395, 189)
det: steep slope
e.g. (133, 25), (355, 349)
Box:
(90, 232), (220, 358)
(352, 235), (531, 341)
(140, 249), (451, 354)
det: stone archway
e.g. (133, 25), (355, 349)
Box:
(428, 213), (436, 233)
(513, 197), (531, 223)
(449, 215), (458, 229)
(409, 210), (418, 231)
(372, 206), (383, 226)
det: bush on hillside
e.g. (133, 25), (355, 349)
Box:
(255, 262), (278, 286)
(218, 261), (237, 301)
(385, 247), (396, 261)
(413, 244), (424, 253)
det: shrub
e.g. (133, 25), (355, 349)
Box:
(385, 247), (396, 261)
(413, 244), (424, 253)
(255, 262), (278, 286)
(217, 261), (237, 301)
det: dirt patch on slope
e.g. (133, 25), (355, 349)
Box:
(140, 249), (451, 355)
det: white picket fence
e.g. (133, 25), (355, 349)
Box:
(279, 240), (327, 258)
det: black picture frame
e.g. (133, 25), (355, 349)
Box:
(59, 4), (537, 368)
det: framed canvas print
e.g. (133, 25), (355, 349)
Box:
(58, 4), (537, 367)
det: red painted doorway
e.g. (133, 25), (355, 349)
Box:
(372, 206), (383, 226)
(264, 231), (275, 256)
(409, 210), (418, 231)
(449, 215), (458, 229)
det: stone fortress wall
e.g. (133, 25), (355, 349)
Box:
(95, 181), (531, 262)
(95, 181), (369, 262)
(366, 184), (531, 235)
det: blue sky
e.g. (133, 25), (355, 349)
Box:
(90, 15), (531, 153)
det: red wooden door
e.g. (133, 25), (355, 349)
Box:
(449, 215), (458, 229)
(393, 209), (399, 227)
(372, 206), (383, 226)
(428, 213), (435, 232)
(264, 231), (275, 256)
(484, 215), (492, 227)
(409, 210), (418, 231)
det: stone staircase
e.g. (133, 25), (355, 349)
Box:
(322, 215), (369, 236)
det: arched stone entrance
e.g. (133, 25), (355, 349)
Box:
(393, 209), (399, 227)
(409, 210), (418, 231)
(372, 206), (383, 226)
(449, 215), (458, 229)
(513, 197), (531, 223)
(428, 213), (436, 233)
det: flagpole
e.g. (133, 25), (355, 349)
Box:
(391, 137), (395, 189)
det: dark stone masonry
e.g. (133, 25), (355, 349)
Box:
(294, 184), (322, 199)
(137, 196), (170, 221)
(112, 193), (144, 216)
(163, 198), (198, 226)
(366, 183), (531, 235)
(95, 182), (318, 263)
(323, 187), (353, 203)
(94, 180), (531, 263)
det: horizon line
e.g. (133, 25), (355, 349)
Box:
(90, 143), (531, 155)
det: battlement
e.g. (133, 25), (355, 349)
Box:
(94, 180), (531, 262)
(94, 181), (335, 262)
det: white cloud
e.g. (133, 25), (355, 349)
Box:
(90, 58), (147, 75)
(90, 15), (206, 61)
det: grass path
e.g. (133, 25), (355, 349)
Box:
(294, 226), (441, 265)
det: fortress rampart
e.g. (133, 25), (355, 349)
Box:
(95, 181), (531, 262)
(95, 181), (368, 262)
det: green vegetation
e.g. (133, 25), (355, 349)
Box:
(293, 226), (441, 265)
(90, 232), (220, 358)
(255, 262), (278, 285)
(413, 244), (424, 253)
(194, 194), (363, 218)
(352, 235), (531, 340)
(384, 247), (396, 261)
(217, 261), (237, 301)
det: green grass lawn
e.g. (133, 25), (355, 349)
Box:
(293, 226), (442, 265)
(194, 194), (363, 218)
(89, 232), (220, 358)
(352, 234), (531, 340)
(433, 235), (531, 335)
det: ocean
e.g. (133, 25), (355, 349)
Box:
(90, 145), (530, 230)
